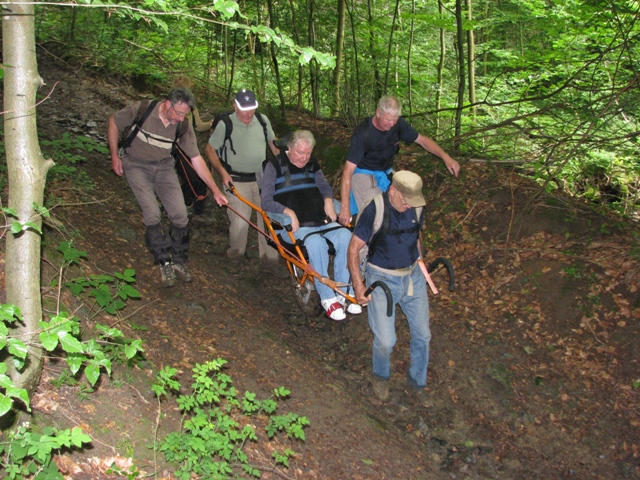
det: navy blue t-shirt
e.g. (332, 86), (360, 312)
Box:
(354, 198), (424, 270)
(346, 116), (419, 171)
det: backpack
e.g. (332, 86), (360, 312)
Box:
(211, 111), (269, 174)
(357, 191), (423, 270)
(119, 99), (189, 154)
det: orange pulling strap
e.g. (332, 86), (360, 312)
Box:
(418, 259), (439, 295)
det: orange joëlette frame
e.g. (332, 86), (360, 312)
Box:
(225, 184), (359, 307)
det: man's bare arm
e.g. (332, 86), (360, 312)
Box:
(339, 161), (357, 226)
(347, 234), (369, 305)
(205, 143), (232, 187)
(414, 134), (460, 177)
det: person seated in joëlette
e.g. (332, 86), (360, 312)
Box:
(261, 130), (362, 321)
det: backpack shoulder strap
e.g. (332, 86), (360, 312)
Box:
(122, 99), (157, 150)
(355, 119), (371, 155)
(255, 112), (269, 145)
(366, 192), (389, 257)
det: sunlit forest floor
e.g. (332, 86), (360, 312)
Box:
(12, 53), (640, 479)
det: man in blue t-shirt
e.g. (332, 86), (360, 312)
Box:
(338, 96), (460, 226)
(347, 171), (431, 403)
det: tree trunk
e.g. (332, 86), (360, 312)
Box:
(226, 30), (238, 103)
(332, 0), (347, 118)
(267, 0), (286, 120)
(407, 0), (415, 121)
(308, 0), (320, 116)
(346, 0), (362, 118)
(287, 0), (304, 111)
(2, 0), (52, 404)
(435, 0), (446, 136)
(466, 0), (476, 117)
(382, 0), (401, 94)
(367, 0), (382, 101)
(454, 0), (465, 140)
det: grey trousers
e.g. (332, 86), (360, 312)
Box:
(122, 155), (189, 228)
(123, 155), (190, 264)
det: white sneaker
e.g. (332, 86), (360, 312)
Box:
(321, 298), (346, 321)
(339, 296), (363, 315)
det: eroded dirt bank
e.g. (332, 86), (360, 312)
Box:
(20, 54), (640, 479)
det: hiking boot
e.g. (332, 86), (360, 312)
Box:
(371, 375), (390, 402)
(159, 262), (176, 288)
(321, 297), (346, 321)
(339, 296), (363, 315)
(260, 259), (289, 279)
(173, 262), (193, 283)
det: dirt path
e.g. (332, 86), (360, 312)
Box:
(25, 54), (640, 479)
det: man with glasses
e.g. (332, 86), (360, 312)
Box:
(206, 89), (286, 277)
(107, 87), (228, 288)
(338, 96), (460, 226)
(347, 171), (431, 403)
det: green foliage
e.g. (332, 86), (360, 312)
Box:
(0, 424), (91, 480)
(153, 360), (309, 478)
(1, 203), (49, 237)
(40, 133), (105, 194)
(64, 266), (141, 316)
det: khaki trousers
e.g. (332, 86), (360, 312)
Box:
(226, 181), (279, 262)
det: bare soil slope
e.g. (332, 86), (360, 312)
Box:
(11, 54), (640, 479)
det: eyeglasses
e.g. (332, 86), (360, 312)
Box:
(170, 102), (189, 118)
(290, 147), (313, 157)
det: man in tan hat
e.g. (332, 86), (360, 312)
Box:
(347, 170), (431, 403)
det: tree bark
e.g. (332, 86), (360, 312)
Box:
(407, 0), (416, 120)
(367, 0), (382, 101)
(267, 0), (286, 120)
(346, 0), (362, 118)
(308, 0), (320, 116)
(454, 0), (465, 140)
(332, 0), (347, 118)
(287, 0), (304, 111)
(382, 0), (401, 94)
(435, 0), (446, 136)
(467, 0), (477, 117)
(2, 0), (52, 403)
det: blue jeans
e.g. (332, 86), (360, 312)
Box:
(366, 263), (431, 387)
(294, 223), (352, 301)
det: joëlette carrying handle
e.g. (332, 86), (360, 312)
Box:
(427, 257), (456, 291)
(364, 281), (393, 317)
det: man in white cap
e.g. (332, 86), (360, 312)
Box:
(206, 89), (286, 276)
(347, 171), (432, 402)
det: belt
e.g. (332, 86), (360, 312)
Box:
(231, 171), (257, 182)
(368, 260), (418, 276)
(125, 154), (173, 165)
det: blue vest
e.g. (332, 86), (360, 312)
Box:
(271, 154), (327, 227)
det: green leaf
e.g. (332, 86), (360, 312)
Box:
(66, 355), (84, 375)
(40, 331), (59, 351)
(58, 331), (83, 353)
(85, 364), (100, 386)
(70, 427), (92, 447)
(0, 394), (13, 417)
(11, 221), (24, 234)
(7, 338), (28, 359)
